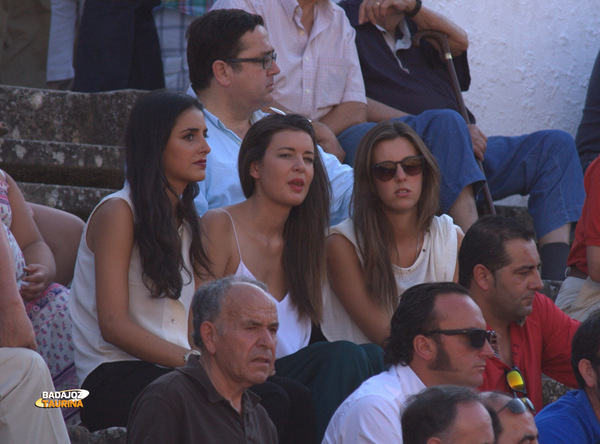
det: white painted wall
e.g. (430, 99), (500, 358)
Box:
(433, 0), (600, 138)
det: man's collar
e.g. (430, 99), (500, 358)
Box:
(178, 356), (262, 409)
(283, 0), (333, 21)
(375, 19), (412, 51)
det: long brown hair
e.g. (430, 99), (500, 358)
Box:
(238, 114), (331, 323)
(351, 121), (440, 310)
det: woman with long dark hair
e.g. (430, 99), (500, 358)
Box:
(322, 121), (463, 346)
(201, 113), (381, 442)
(69, 90), (211, 431)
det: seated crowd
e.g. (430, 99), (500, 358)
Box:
(2, 2), (600, 444)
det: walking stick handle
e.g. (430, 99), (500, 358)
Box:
(412, 30), (496, 215)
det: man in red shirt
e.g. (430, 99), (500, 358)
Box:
(458, 215), (580, 412)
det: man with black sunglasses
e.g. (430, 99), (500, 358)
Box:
(459, 215), (581, 414)
(482, 392), (539, 444)
(323, 282), (495, 443)
(535, 310), (600, 443)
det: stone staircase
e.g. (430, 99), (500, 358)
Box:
(0, 85), (146, 221)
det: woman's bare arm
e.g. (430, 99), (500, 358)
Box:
(326, 234), (392, 345)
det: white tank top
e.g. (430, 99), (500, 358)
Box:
(221, 209), (311, 358)
(69, 186), (195, 385)
(321, 215), (460, 344)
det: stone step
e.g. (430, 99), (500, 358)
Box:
(1, 85), (145, 145)
(18, 182), (115, 221)
(1, 138), (124, 188)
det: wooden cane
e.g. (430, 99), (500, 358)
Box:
(412, 29), (496, 215)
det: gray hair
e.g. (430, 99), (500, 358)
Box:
(190, 275), (268, 349)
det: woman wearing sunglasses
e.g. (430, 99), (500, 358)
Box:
(322, 121), (464, 346)
(200, 113), (381, 442)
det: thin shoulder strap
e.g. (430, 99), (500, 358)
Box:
(218, 208), (243, 264)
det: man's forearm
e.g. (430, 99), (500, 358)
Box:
(411, 6), (468, 55)
(366, 97), (409, 122)
(319, 101), (367, 135)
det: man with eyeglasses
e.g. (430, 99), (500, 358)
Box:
(323, 282), (495, 443)
(482, 392), (539, 444)
(534, 309), (600, 443)
(187, 8), (354, 226)
(209, 0), (498, 232)
(459, 215), (581, 414)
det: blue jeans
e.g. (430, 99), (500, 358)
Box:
(338, 110), (584, 238)
(73, 0), (164, 92)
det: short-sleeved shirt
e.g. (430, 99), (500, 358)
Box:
(211, 0), (367, 120)
(535, 389), (600, 444)
(479, 292), (580, 412)
(127, 355), (278, 443)
(566, 156), (600, 275)
(323, 364), (425, 444)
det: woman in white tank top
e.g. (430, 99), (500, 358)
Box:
(69, 91), (212, 431)
(200, 114), (383, 442)
(323, 121), (464, 346)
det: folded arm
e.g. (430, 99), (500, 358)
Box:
(89, 198), (189, 368)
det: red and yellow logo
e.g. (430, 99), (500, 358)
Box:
(35, 389), (89, 409)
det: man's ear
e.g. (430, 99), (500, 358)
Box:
(200, 321), (219, 355)
(578, 358), (599, 388)
(414, 334), (436, 362)
(472, 264), (493, 291)
(212, 60), (232, 87)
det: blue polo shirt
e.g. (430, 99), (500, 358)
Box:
(535, 389), (600, 443)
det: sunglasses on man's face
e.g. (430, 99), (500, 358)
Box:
(423, 328), (496, 350)
(497, 397), (536, 415)
(371, 155), (425, 181)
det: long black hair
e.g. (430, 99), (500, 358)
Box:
(124, 90), (211, 299)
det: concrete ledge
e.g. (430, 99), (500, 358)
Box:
(18, 182), (115, 221)
(1, 138), (124, 188)
(1, 85), (145, 145)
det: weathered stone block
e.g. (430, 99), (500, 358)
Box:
(0, 85), (145, 145)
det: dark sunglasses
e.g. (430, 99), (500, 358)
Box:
(423, 328), (496, 350)
(224, 51), (277, 70)
(372, 155), (425, 181)
(497, 397), (536, 415)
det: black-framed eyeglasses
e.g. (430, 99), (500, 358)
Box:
(224, 51), (277, 70)
(497, 397), (536, 415)
(372, 156), (425, 181)
(423, 329), (496, 350)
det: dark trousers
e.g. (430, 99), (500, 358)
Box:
(251, 375), (316, 444)
(275, 341), (384, 443)
(72, 0), (164, 92)
(80, 360), (172, 432)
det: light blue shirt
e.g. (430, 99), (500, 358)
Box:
(195, 107), (354, 225)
